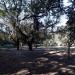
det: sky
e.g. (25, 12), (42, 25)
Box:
(56, 14), (68, 27)
(55, 0), (72, 27)
(39, 0), (72, 27)
(63, 0), (72, 7)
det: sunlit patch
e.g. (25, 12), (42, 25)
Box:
(48, 51), (65, 56)
(48, 72), (58, 75)
(68, 65), (75, 68)
(56, 53), (63, 56)
(59, 67), (70, 71)
(48, 51), (57, 54)
(72, 52), (75, 55)
(58, 67), (74, 74)
(50, 61), (58, 64)
(32, 72), (58, 75)
(16, 69), (30, 75)
(37, 57), (48, 62)
(58, 63), (63, 66)
(63, 52), (67, 55)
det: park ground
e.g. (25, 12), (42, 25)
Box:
(0, 47), (75, 75)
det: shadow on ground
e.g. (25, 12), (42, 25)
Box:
(0, 48), (75, 75)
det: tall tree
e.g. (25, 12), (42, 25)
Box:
(65, 0), (75, 59)
(0, 0), (63, 50)
(26, 0), (63, 50)
(0, 0), (28, 50)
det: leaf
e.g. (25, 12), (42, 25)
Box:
(0, 9), (6, 16)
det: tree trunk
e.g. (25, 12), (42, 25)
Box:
(16, 38), (19, 50)
(67, 41), (71, 59)
(28, 42), (33, 51)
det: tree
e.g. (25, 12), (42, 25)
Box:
(0, 0), (29, 50)
(0, 0), (63, 50)
(65, 0), (75, 59)
(30, 0), (64, 49)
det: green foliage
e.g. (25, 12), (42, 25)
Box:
(0, 10), (6, 16)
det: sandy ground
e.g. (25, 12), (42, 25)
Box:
(0, 48), (75, 75)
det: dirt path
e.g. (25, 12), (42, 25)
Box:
(0, 48), (75, 75)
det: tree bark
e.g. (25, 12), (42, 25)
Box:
(16, 38), (20, 50)
(28, 42), (33, 51)
(67, 41), (71, 59)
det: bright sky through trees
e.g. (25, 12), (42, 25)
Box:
(63, 0), (72, 7)
(56, 0), (72, 27)
(0, 0), (72, 30)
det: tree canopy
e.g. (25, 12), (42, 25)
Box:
(0, 0), (64, 50)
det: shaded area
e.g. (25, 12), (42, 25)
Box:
(0, 48), (75, 75)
